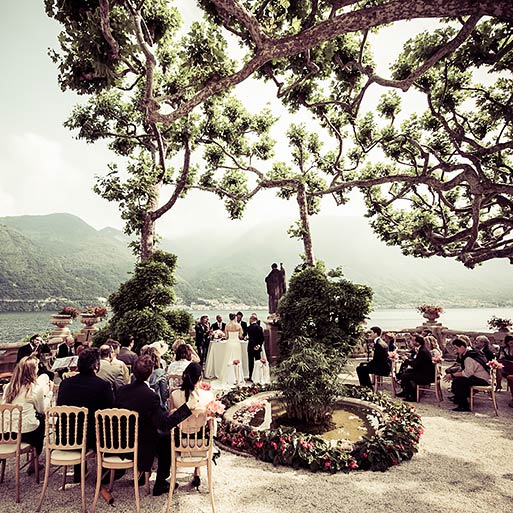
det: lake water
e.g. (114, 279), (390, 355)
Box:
(1, 307), (512, 344)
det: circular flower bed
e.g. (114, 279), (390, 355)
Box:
(217, 384), (423, 473)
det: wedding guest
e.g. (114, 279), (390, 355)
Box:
(57, 335), (76, 358)
(118, 334), (138, 368)
(497, 334), (513, 391)
(57, 348), (114, 481)
(106, 339), (130, 380)
(472, 335), (496, 362)
(167, 344), (193, 387)
(141, 344), (169, 412)
(195, 315), (211, 365)
(236, 311), (248, 338)
(425, 335), (442, 358)
(443, 338), (490, 412)
(172, 339), (200, 363)
(116, 356), (193, 496)
(16, 334), (54, 380)
(247, 314), (264, 379)
(396, 335), (435, 401)
(96, 344), (129, 392)
(383, 332), (397, 352)
(356, 327), (391, 388)
(170, 362), (214, 490)
(1, 356), (50, 463)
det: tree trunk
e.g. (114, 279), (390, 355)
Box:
(296, 183), (315, 266)
(140, 212), (155, 262)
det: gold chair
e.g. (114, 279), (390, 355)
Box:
(373, 367), (397, 396)
(37, 406), (94, 513)
(166, 412), (215, 513)
(417, 364), (444, 402)
(470, 368), (498, 416)
(0, 404), (40, 503)
(91, 408), (149, 513)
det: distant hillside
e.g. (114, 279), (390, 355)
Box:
(0, 214), (134, 311)
(0, 213), (510, 311)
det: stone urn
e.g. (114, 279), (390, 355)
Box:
(50, 314), (73, 339)
(80, 313), (100, 328)
(77, 313), (100, 345)
(423, 311), (440, 323)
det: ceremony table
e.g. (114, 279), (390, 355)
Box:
(204, 340), (267, 380)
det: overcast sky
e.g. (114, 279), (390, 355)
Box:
(0, 1), (439, 239)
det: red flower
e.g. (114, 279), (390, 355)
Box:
(362, 453), (368, 458)
(324, 461), (331, 469)
(271, 441), (278, 451)
(349, 461), (358, 469)
(254, 441), (264, 449)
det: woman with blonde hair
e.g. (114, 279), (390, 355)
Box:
(425, 335), (442, 358)
(2, 356), (50, 467)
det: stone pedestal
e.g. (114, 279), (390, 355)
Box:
(417, 321), (447, 351)
(263, 320), (281, 366)
(50, 315), (73, 340)
(75, 314), (99, 345)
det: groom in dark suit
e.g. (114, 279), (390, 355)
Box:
(116, 355), (193, 496)
(247, 314), (264, 379)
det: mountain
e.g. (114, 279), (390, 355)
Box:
(0, 213), (134, 311)
(0, 213), (511, 311)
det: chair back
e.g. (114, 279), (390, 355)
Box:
(95, 408), (139, 458)
(0, 404), (23, 448)
(173, 412), (213, 458)
(46, 406), (89, 453)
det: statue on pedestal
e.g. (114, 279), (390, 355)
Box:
(265, 262), (286, 314)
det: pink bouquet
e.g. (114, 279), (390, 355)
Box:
(487, 359), (504, 370)
(432, 355), (444, 364)
(388, 351), (398, 360)
(206, 399), (225, 417)
(260, 358), (268, 364)
(199, 382), (212, 391)
(233, 359), (241, 365)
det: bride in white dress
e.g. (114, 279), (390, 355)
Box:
(219, 313), (243, 385)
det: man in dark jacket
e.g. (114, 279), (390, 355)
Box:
(397, 335), (435, 401)
(16, 334), (53, 379)
(116, 355), (193, 496)
(247, 314), (264, 379)
(356, 326), (391, 387)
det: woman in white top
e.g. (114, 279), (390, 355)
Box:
(171, 362), (214, 489)
(167, 343), (194, 387)
(218, 313), (243, 384)
(2, 356), (50, 462)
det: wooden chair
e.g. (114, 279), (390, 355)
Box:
(91, 408), (149, 513)
(373, 368), (397, 396)
(417, 364), (443, 403)
(470, 368), (499, 416)
(166, 412), (215, 513)
(0, 404), (40, 503)
(37, 406), (94, 513)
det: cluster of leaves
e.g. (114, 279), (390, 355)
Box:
(93, 250), (192, 351)
(82, 305), (108, 319)
(487, 316), (513, 331)
(217, 383), (423, 473)
(58, 305), (80, 319)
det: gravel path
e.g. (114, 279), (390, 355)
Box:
(3, 368), (512, 513)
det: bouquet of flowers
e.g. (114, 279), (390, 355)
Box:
(432, 355), (444, 364)
(83, 305), (108, 319)
(212, 329), (225, 340)
(487, 316), (512, 331)
(59, 306), (79, 319)
(486, 359), (504, 370)
(199, 382), (212, 391)
(416, 304), (443, 315)
(206, 399), (225, 418)
(233, 359), (241, 366)
(260, 358), (268, 364)
(388, 351), (398, 360)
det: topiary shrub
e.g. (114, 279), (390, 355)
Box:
(276, 262), (373, 425)
(93, 250), (193, 351)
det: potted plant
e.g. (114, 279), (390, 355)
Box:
(416, 304), (443, 322)
(487, 316), (512, 332)
(58, 306), (80, 319)
(82, 306), (108, 320)
(51, 305), (79, 330)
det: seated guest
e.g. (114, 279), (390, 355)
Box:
(117, 334), (138, 368)
(76, 338), (93, 355)
(425, 335), (442, 358)
(106, 339), (130, 380)
(17, 334), (54, 380)
(443, 338), (490, 412)
(170, 362), (214, 489)
(383, 332), (397, 352)
(96, 344), (129, 393)
(57, 335), (76, 358)
(58, 348), (114, 480)
(356, 326), (391, 388)
(496, 335), (513, 391)
(172, 339), (200, 363)
(140, 345), (169, 412)
(167, 344), (194, 387)
(116, 356), (193, 496)
(1, 356), (50, 466)
(396, 335), (435, 401)
(472, 335), (496, 362)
